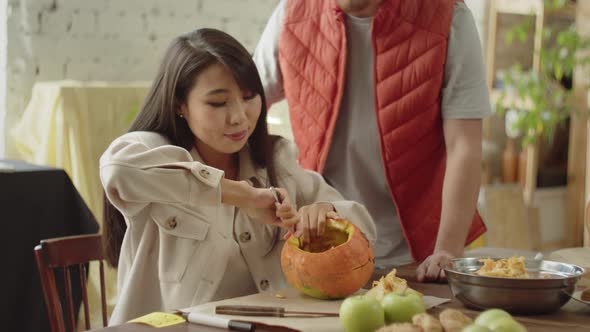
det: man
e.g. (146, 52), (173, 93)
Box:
(254, 0), (490, 281)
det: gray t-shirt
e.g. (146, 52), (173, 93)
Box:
(254, 1), (491, 267)
(322, 14), (412, 267)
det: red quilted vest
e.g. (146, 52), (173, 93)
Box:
(278, 0), (486, 261)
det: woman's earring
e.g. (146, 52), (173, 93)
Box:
(178, 114), (184, 118)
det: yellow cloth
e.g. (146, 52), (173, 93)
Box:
(12, 80), (150, 220)
(11, 80), (151, 329)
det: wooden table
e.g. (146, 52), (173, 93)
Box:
(90, 263), (590, 332)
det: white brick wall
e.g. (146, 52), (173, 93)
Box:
(3, 0), (279, 157)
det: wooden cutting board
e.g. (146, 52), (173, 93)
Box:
(182, 288), (450, 332)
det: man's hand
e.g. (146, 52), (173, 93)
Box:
(416, 250), (456, 282)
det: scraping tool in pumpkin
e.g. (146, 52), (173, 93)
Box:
(270, 186), (300, 248)
(216, 305), (339, 318)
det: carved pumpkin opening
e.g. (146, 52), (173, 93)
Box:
(293, 219), (351, 253)
(281, 219), (374, 299)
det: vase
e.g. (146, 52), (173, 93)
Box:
(502, 138), (518, 183)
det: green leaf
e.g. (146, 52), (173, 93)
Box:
(554, 63), (563, 80)
(543, 28), (553, 41)
(522, 134), (535, 148)
(505, 30), (515, 45)
(517, 29), (527, 43)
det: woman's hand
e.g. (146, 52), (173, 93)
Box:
(221, 179), (298, 227)
(273, 189), (299, 236)
(292, 203), (339, 244)
(244, 187), (297, 229)
(242, 186), (278, 225)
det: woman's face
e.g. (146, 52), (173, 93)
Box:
(179, 62), (262, 158)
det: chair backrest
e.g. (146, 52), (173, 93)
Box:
(34, 234), (108, 332)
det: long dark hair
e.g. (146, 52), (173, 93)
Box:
(103, 28), (278, 267)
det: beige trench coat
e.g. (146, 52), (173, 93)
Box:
(100, 131), (376, 325)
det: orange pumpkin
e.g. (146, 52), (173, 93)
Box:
(281, 218), (374, 299)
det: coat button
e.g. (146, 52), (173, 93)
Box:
(199, 168), (210, 178)
(166, 217), (177, 229)
(259, 279), (269, 290)
(239, 232), (251, 243)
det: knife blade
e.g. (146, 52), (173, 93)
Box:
(216, 305), (339, 318)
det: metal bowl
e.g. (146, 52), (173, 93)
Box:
(445, 257), (585, 315)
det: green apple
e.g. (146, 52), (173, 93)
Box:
(381, 292), (426, 323)
(339, 295), (385, 332)
(486, 317), (527, 332)
(463, 324), (492, 332)
(475, 309), (513, 327)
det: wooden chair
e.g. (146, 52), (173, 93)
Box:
(34, 234), (108, 332)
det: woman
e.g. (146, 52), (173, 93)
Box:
(100, 28), (376, 325)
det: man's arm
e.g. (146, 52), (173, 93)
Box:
(253, 0), (286, 107)
(416, 119), (482, 281)
(437, 119), (482, 255)
(417, 2), (489, 282)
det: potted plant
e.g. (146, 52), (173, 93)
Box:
(495, 0), (590, 187)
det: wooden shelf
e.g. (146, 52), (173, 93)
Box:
(485, 0), (586, 248)
(487, 0), (576, 91)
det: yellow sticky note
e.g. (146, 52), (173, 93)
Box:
(128, 312), (186, 328)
